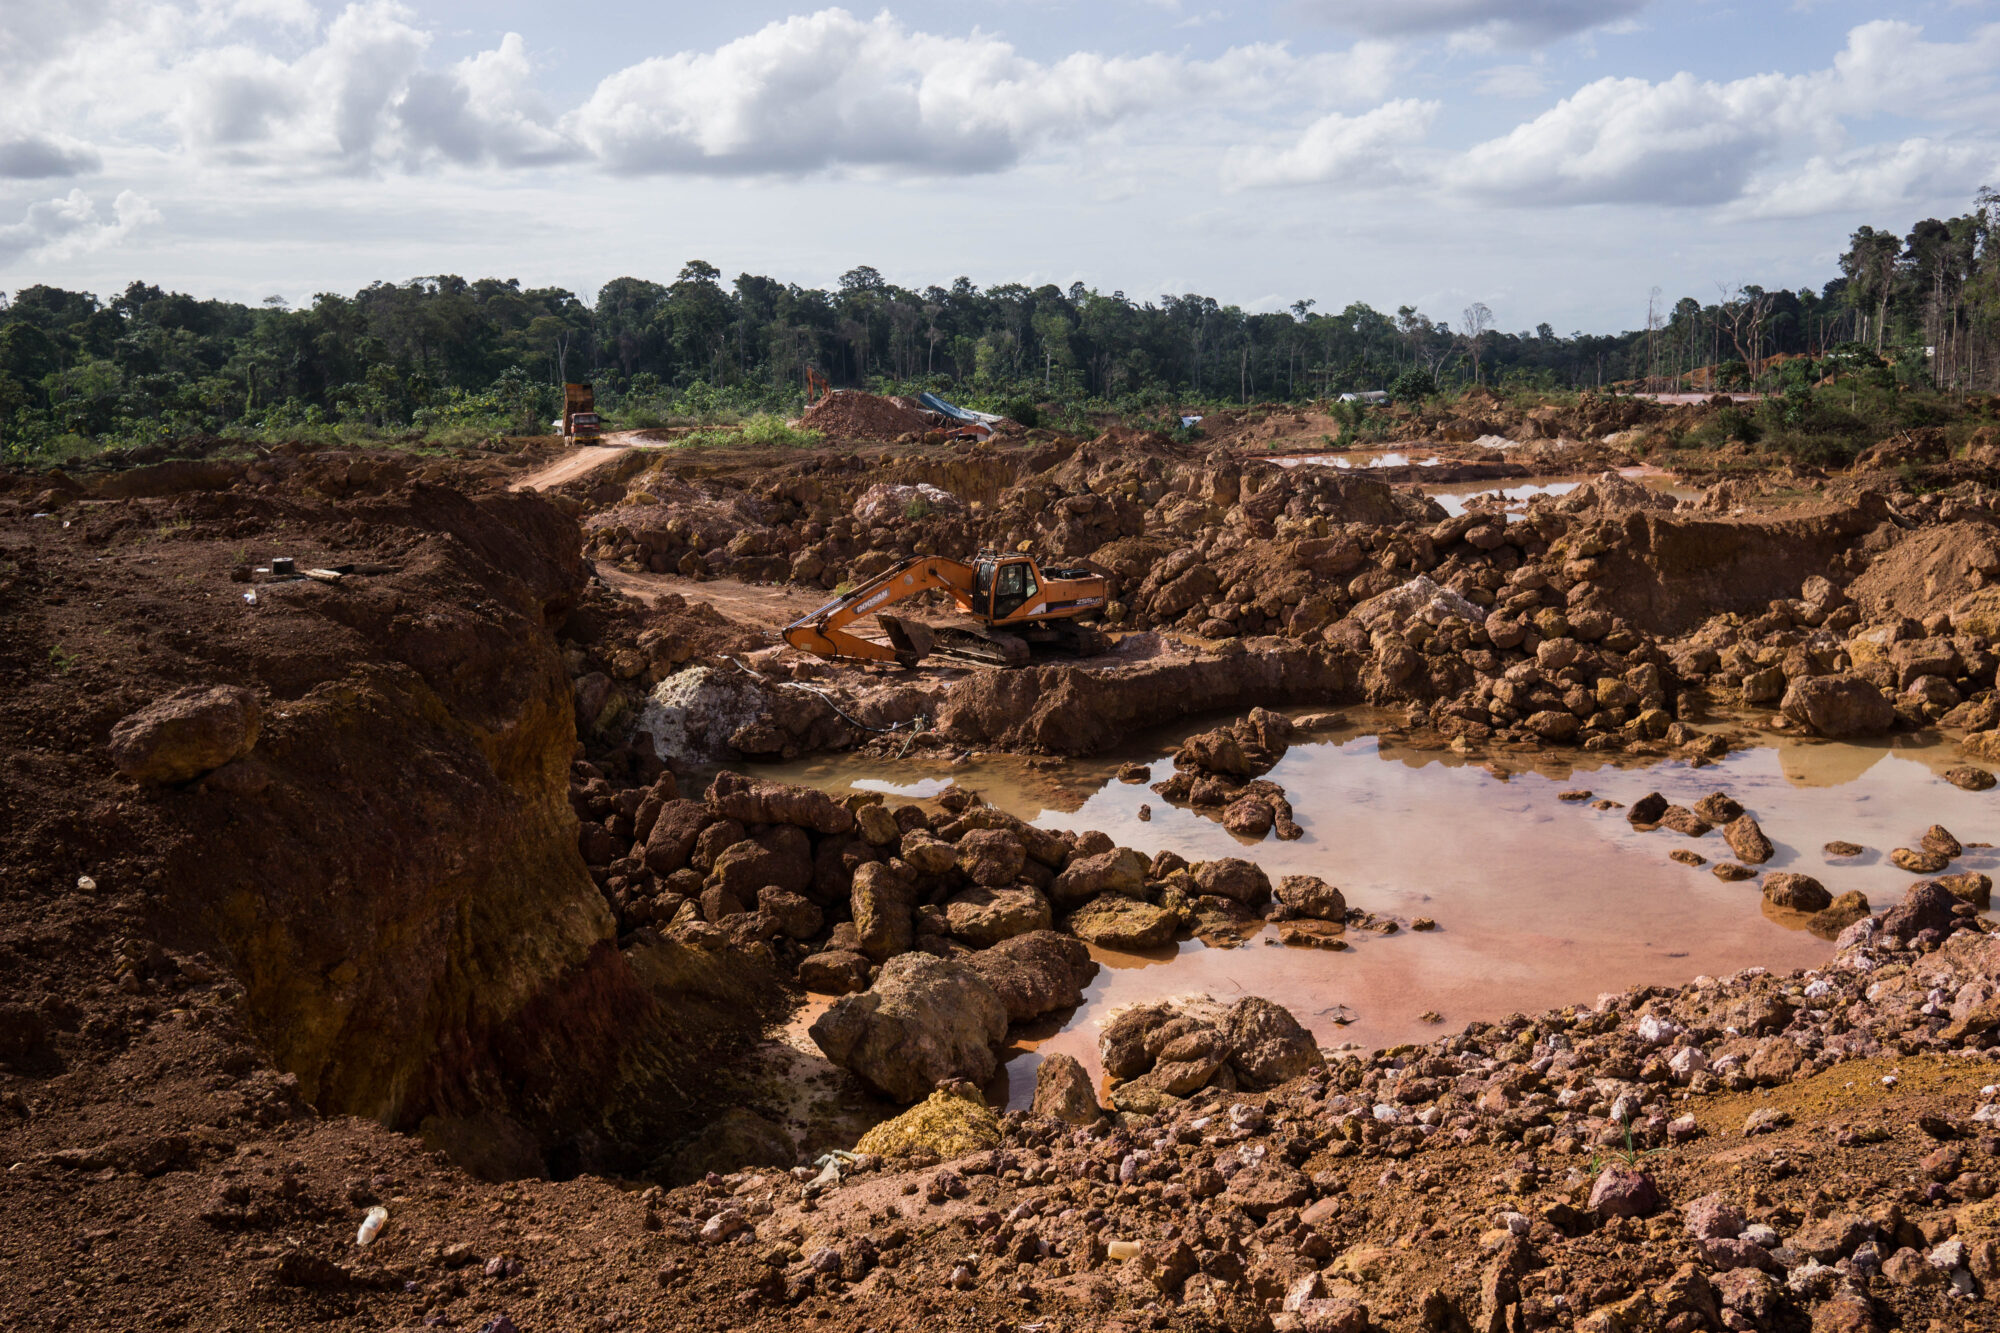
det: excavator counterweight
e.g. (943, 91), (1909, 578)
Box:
(782, 551), (1108, 668)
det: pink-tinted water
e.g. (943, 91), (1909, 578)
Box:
(761, 724), (1996, 1110)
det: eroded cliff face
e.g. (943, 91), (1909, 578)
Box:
(1579, 496), (1892, 637)
(113, 485), (775, 1174)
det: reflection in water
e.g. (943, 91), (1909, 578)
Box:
(759, 724), (1996, 1111)
(1423, 469), (1701, 518)
(850, 776), (957, 798)
(1266, 451), (1443, 470)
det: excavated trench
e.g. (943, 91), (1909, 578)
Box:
(750, 707), (1999, 1120)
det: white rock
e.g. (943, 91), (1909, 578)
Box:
(1930, 1239), (1970, 1271)
(1351, 575), (1484, 632)
(1668, 1046), (1710, 1080)
(1637, 1014), (1683, 1046)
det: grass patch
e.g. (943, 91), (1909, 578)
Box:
(674, 413), (822, 450)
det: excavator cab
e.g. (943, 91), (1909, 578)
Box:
(974, 556), (1042, 620)
(991, 559), (1038, 619)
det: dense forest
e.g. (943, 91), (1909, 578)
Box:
(2, 191), (1996, 461)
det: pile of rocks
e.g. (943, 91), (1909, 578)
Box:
(566, 768), (1412, 1099)
(1150, 706), (1302, 840)
(644, 879), (1999, 1333)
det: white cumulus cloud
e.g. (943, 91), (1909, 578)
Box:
(0, 189), (160, 267)
(1225, 99), (1440, 188)
(565, 9), (1397, 176)
(1453, 20), (2000, 208)
(1735, 138), (2000, 220)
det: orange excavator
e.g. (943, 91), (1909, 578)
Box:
(783, 551), (1110, 668)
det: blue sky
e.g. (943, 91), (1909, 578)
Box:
(2, 1), (1997, 332)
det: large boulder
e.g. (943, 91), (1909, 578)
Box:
(1222, 796), (1276, 838)
(708, 832), (812, 898)
(1030, 1053), (1103, 1125)
(956, 828), (1026, 887)
(850, 861), (914, 962)
(1099, 995), (1317, 1103)
(109, 685), (261, 784)
(797, 949), (872, 994)
(705, 770), (856, 834)
(1051, 848), (1148, 908)
(1881, 880), (1964, 942)
(1352, 575), (1483, 632)
(1190, 858), (1273, 906)
(962, 930), (1097, 1022)
(1175, 707), (1295, 779)
(935, 807), (1070, 867)
(943, 886), (1051, 948)
(1068, 894), (1178, 950)
(853, 1087), (999, 1159)
(852, 482), (965, 526)
(1762, 872), (1831, 912)
(1589, 1164), (1660, 1219)
(1223, 996), (1320, 1089)
(897, 829), (960, 876)
(1779, 674), (1893, 737)
(1274, 874), (1347, 922)
(642, 799), (715, 875)
(808, 954), (1008, 1103)
(1723, 815), (1774, 865)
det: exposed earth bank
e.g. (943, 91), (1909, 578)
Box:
(2, 413), (1999, 1333)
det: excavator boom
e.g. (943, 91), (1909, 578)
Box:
(782, 551), (1108, 668)
(782, 555), (977, 666)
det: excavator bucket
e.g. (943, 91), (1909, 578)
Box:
(876, 614), (934, 664)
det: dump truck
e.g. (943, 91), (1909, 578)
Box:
(561, 383), (602, 442)
(782, 551), (1109, 668)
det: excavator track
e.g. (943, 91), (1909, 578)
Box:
(930, 624), (1032, 667)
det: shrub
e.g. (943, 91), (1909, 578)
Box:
(1000, 399), (1041, 429)
(1389, 368), (1436, 402)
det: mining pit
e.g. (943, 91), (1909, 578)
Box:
(5, 392), (2000, 1333)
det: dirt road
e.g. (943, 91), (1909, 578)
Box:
(508, 431), (662, 491)
(598, 566), (831, 626)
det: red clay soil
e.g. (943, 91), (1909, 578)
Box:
(798, 392), (933, 442)
(5, 441), (2000, 1333)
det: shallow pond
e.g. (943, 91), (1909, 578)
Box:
(757, 718), (1996, 1110)
(1264, 450), (1443, 470)
(1421, 467), (1701, 518)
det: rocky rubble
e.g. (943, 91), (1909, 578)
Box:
(558, 423), (2000, 770)
(564, 762), (1428, 1102)
(614, 877), (2000, 1333)
(1151, 707), (1305, 841)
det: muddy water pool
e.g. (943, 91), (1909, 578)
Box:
(757, 718), (1995, 1110)
(1265, 450), (1444, 469)
(1421, 468), (1702, 518)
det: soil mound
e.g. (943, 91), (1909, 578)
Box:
(797, 390), (932, 441)
(1845, 518), (2000, 621)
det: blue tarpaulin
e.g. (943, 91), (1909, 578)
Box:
(916, 392), (1006, 427)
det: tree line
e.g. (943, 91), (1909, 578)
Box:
(2, 192), (1996, 460)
